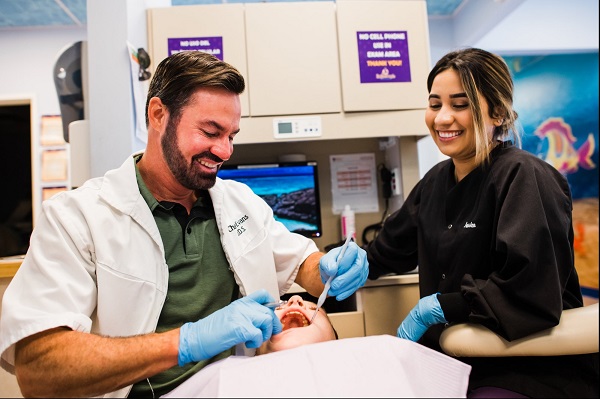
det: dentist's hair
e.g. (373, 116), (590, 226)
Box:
(428, 47), (522, 167)
(145, 51), (245, 127)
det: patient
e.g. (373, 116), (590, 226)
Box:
(162, 295), (471, 398)
(256, 294), (337, 355)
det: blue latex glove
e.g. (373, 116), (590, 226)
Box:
(397, 293), (447, 342)
(178, 289), (283, 366)
(319, 241), (369, 301)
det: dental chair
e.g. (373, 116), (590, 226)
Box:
(439, 303), (599, 357)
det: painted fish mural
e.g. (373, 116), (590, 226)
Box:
(534, 117), (596, 175)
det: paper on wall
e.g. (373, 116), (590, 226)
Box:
(330, 152), (379, 214)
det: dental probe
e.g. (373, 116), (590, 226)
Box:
(263, 300), (287, 309)
(310, 233), (354, 323)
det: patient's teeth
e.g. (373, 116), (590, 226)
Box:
(281, 310), (310, 330)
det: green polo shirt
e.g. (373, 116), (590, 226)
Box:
(129, 155), (238, 398)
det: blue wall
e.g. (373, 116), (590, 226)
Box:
(505, 52), (599, 199)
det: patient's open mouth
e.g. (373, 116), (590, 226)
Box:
(280, 311), (310, 330)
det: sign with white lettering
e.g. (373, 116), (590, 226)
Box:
(356, 31), (411, 84)
(167, 36), (224, 60)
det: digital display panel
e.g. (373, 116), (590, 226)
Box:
(218, 161), (322, 238)
(278, 122), (293, 134)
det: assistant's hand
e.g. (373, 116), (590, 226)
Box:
(319, 241), (369, 301)
(178, 289), (283, 366)
(397, 293), (446, 342)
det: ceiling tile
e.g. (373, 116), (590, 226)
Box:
(0, 0), (465, 29)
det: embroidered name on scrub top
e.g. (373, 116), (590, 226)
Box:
(131, 157), (238, 398)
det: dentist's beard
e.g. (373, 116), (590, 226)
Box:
(161, 119), (220, 190)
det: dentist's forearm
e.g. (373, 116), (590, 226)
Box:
(295, 252), (325, 298)
(15, 327), (180, 398)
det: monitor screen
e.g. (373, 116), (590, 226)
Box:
(218, 161), (322, 238)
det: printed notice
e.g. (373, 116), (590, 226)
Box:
(167, 36), (224, 60)
(330, 153), (379, 214)
(357, 31), (411, 84)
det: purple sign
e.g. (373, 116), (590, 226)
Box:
(167, 36), (223, 60)
(356, 31), (411, 84)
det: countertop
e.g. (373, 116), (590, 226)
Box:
(0, 255), (24, 278)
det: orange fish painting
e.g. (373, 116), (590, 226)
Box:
(534, 117), (596, 175)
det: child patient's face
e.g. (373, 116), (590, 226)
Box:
(256, 295), (336, 355)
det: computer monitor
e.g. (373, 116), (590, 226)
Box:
(218, 161), (322, 238)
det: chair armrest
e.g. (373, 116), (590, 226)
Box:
(439, 303), (599, 357)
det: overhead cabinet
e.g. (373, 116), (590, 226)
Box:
(244, 2), (342, 117)
(336, 0), (431, 112)
(146, 0), (431, 142)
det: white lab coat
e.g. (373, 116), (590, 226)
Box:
(0, 154), (318, 398)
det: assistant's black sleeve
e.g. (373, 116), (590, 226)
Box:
(438, 292), (471, 323)
(460, 155), (579, 341)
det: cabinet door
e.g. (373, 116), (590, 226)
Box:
(147, 4), (249, 117)
(244, 2), (342, 117)
(337, 0), (431, 112)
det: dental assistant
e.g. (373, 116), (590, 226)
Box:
(0, 51), (368, 398)
(366, 48), (598, 398)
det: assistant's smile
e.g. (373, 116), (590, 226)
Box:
(437, 130), (463, 140)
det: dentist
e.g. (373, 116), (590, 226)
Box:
(0, 51), (368, 398)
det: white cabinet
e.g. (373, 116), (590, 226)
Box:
(359, 274), (420, 336)
(244, 2), (341, 116)
(336, 0), (431, 112)
(147, 1), (431, 121)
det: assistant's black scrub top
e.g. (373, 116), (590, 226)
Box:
(367, 142), (598, 398)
